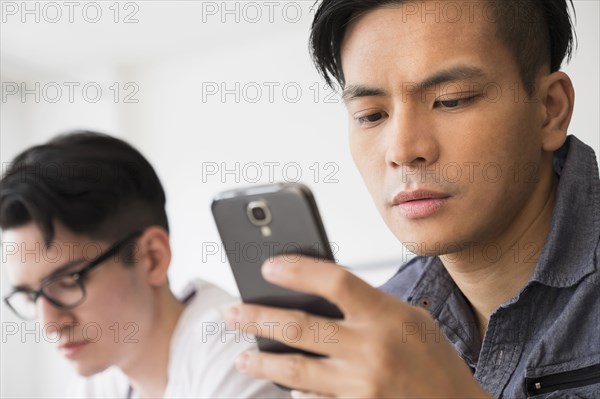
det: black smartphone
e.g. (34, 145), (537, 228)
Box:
(211, 182), (344, 357)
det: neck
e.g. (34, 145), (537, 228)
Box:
(120, 287), (185, 398)
(440, 161), (558, 339)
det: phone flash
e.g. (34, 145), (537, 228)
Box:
(260, 226), (272, 237)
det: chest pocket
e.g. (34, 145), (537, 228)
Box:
(526, 363), (600, 397)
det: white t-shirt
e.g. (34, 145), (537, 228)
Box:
(67, 279), (289, 398)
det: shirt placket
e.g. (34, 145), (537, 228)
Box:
(474, 302), (530, 397)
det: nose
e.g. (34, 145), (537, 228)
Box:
(36, 296), (76, 333)
(384, 106), (440, 170)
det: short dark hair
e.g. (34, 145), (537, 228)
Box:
(310, 0), (576, 96)
(0, 131), (169, 244)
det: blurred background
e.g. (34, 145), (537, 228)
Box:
(1, 1), (598, 397)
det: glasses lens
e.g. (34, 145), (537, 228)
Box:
(43, 275), (85, 308)
(6, 291), (37, 320)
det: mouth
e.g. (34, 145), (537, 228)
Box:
(59, 341), (88, 358)
(391, 190), (451, 219)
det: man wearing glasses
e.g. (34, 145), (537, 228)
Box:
(1, 132), (286, 398)
(4, 231), (142, 321)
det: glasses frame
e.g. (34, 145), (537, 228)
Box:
(3, 231), (142, 320)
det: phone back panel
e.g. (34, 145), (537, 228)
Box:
(212, 183), (343, 354)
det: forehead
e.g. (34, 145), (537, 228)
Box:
(340, 1), (511, 84)
(2, 223), (96, 287)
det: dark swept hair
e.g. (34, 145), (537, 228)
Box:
(310, 0), (576, 96)
(0, 131), (169, 244)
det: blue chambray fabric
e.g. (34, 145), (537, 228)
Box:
(380, 135), (600, 398)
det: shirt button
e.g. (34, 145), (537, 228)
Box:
(417, 297), (432, 309)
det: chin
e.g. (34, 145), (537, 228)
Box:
(70, 358), (110, 377)
(396, 230), (465, 257)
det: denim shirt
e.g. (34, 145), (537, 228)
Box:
(380, 136), (600, 398)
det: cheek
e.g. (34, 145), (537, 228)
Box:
(349, 133), (385, 188)
(483, 90), (541, 153)
(435, 110), (543, 236)
(75, 269), (144, 328)
(446, 95), (542, 183)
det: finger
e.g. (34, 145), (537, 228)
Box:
(261, 255), (394, 318)
(225, 304), (350, 357)
(291, 390), (333, 399)
(235, 350), (338, 396)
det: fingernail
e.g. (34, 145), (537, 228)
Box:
(225, 306), (240, 325)
(263, 257), (282, 278)
(236, 352), (249, 372)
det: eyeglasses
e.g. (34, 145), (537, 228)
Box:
(3, 231), (142, 320)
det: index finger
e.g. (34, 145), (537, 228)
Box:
(261, 255), (392, 318)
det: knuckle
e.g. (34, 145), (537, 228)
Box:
(278, 312), (308, 344)
(288, 309), (311, 327)
(328, 269), (353, 297)
(283, 355), (305, 381)
(239, 305), (257, 322)
(363, 368), (391, 398)
(356, 374), (382, 398)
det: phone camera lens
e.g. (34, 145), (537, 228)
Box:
(247, 201), (271, 226)
(252, 207), (266, 221)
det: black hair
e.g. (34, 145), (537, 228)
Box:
(310, 0), (576, 96)
(0, 131), (169, 244)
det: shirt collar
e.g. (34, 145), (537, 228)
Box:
(529, 135), (600, 288)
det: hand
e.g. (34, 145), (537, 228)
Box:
(225, 256), (490, 398)
(291, 391), (333, 399)
(290, 390), (332, 399)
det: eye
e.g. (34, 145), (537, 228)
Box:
(438, 99), (460, 108)
(355, 111), (388, 126)
(57, 278), (79, 289)
(45, 274), (81, 294)
(16, 291), (36, 304)
(434, 96), (477, 109)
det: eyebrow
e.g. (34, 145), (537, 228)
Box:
(342, 65), (485, 103)
(42, 258), (87, 281)
(12, 258), (86, 291)
(342, 85), (387, 102)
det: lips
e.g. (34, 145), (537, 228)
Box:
(59, 341), (88, 358)
(392, 190), (450, 205)
(391, 190), (451, 219)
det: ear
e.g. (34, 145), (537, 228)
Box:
(135, 227), (172, 287)
(538, 71), (575, 152)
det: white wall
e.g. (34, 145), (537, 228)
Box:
(1, 1), (598, 397)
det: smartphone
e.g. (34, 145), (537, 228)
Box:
(211, 182), (343, 357)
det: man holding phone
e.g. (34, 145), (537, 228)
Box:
(0, 132), (287, 398)
(225, 0), (600, 397)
